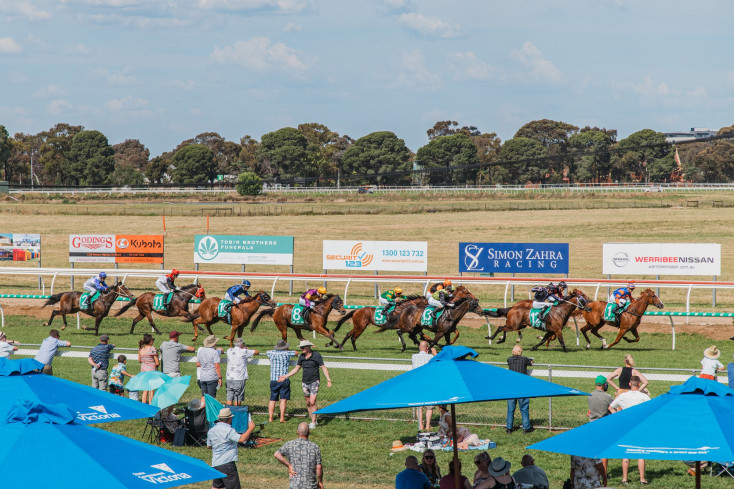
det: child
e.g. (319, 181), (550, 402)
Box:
(700, 346), (724, 380)
(109, 354), (135, 396)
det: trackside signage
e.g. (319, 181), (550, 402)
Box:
(459, 242), (569, 274)
(194, 235), (294, 265)
(603, 243), (721, 276)
(323, 240), (428, 272)
(0, 232), (41, 262)
(69, 235), (164, 264)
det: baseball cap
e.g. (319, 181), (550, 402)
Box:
(595, 375), (607, 385)
(100, 334), (109, 342)
(169, 330), (181, 339)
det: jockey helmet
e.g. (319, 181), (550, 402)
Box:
(317, 286), (327, 295)
(627, 281), (636, 289)
(170, 269), (179, 277)
(195, 286), (205, 298)
(99, 272), (107, 279)
(436, 284), (444, 291)
(242, 279), (251, 287)
(394, 287), (403, 295)
(558, 281), (567, 289)
(443, 279), (452, 286)
(547, 282), (555, 288)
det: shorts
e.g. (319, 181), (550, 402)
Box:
(200, 379), (218, 398)
(270, 379), (291, 401)
(212, 461), (241, 489)
(109, 384), (124, 395)
(302, 380), (320, 397)
(226, 379), (246, 402)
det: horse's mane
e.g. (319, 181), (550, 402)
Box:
(180, 283), (200, 290)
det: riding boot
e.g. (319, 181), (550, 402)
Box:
(302, 308), (310, 327)
(382, 304), (393, 316)
(226, 312), (232, 325)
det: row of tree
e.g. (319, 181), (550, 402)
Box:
(1, 120), (732, 187)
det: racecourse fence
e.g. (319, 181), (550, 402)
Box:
(12, 344), (724, 431)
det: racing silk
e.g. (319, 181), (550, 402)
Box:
(155, 276), (175, 294)
(225, 285), (250, 301)
(84, 276), (108, 293)
(431, 289), (450, 305)
(380, 290), (400, 302)
(301, 289), (321, 308)
(532, 286), (549, 302)
(613, 287), (633, 304)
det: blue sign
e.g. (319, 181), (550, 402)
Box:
(459, 242), (569, 274)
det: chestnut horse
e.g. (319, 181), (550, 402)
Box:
(488, 289), (591, 352)
(114, 283), (205, 335)
(250, 294), (347, 349)
(42, 281), (134, 335)
(580, 288), (665, 349)
(187, 291), (277, 346)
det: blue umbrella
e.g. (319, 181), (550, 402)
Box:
(316, 346), (587, 489)
(126, 371), (172, 392)
(204, 393), (225, 423)
(150, 376), (192, 410)
(528, 377), (734, 489)
(0, 399), (223, 488)
(0, 358), (158, 424)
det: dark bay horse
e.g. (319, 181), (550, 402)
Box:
(114, 284), (205, 335)
(43, 281), (134, 335)
(187, 291), (277, 346)
(421, 286), (485, 349)
(250, 294), (347, 349)
(580, 289), (665, 349)
(489, 289), (591, 352)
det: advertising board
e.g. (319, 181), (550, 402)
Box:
(459, 242), (569, 274)
(602, 243), (721, 276)
(323, 240), (428, 272)
(0, 233), (41, 262)
(69, 235), (164, 264)
(194, 235), (294, 265)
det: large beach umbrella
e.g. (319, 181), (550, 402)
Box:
(150, 376), (192, 410)
(125, 371), (172, 392)
(0, 399), (223, 488)
(528, 377), (734, 489)
(316, 346), (587, 489)
(0, 358), (157, 423)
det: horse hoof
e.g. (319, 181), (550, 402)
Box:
(516, 338), (521, 343)
(81, 326), (88, 331)
(585, 344), (590, 350)
(60, 325), (65, 331)
(43, 322), (49, 327)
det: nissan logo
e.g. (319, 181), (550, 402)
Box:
(612, 252), (629, 268)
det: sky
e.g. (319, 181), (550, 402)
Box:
(1, 0), (733, 157)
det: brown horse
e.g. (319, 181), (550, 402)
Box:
(250, 294), (347, 349)
(580, 288), (665, 349)
(114, 283), (205, 335)
(42, 281), (134, 335)
(374, 296), (430, 352)
(187, 291), (277, 346)
(327, 294), (425, 350)
(489, 289), (591, 352)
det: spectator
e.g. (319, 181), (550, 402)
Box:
(198, 335), (222, 402)
(108, 354), (134, 396)
(699, 345), (725, 380)
(727, 353), (734, 390)
(418, 449), (442, 488)
(436, 405), (481, 449)
(226, 338), (259, 406)
(87, 334), (115, 391)
(155, 405), (183, 443)
(609, 376), (651, 485)
(267, 340), (296, 423)
(439, 460), (472, 489)
(0, 332), (19, 358)
(159, 330), (195, 377)
(472, 451), (492, 488)
(412, 340), (437, 431)
(512, 454), (549, 489)
(34, 329), (71, 375)
(474, 457), (516, 489)
(570, 455), (606, 489)
(396, 455), (432, 489)
(506, 344), (534, 434)
(274, 422), (324, 489)
(207, 407), (255, 489)
(138, 333), (159, 404)
(279, 340), (332, 429)
(588, 375), (613, 474)
(607, 354), (648, 397)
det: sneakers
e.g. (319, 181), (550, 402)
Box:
(505, 428), (513, 435)
(523, 427), (535, 434)
(308, 422), (317, 429)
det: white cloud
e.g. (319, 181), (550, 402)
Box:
(106, 95), (148, 112)
(282, 22), (302, 32)
(510, 41), (561, 84)
(0, 1), (51, 21)
(33, 85), (65, 98)
(397, 13), (461, 38)
(393, 50), (442, 91)
(0, 37), (22, 54)
(210, 37), (308, 72)
(90, 67), (138, 86)
(47, 99), (72, 115)
(449, 52), (498, 81)
(196, 0), (309, 14)
(169, 79), (197, 91)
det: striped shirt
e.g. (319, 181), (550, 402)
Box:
(267, 350), (295, 381)
(89, 343), (115, 370)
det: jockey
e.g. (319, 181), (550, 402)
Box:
(82, 272), (108, 309)
(222, 280), (252, 323)
(532, 285), (561, 322)
(425, 279), (454, 299)
(547, 281), (567, 298)
(379, 287), (403, 315)
(299, 286), (327, 324)
(611, 281), (636, 314)
(155, 269), (180, 312)
(428, 284), (453, 319)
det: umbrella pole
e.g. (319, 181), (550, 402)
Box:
(451, 404), (460, 489)
(695, 461), (700, 489)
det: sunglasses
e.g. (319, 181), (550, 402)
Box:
(424, 455), (435, 459)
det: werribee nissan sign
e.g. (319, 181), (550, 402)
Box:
(603, 243), (721, 276)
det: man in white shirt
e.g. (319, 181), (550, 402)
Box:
(226, 338), (259, 406)
(0, 332), (19, 358)
(609, 376), (651, 485)
(411, 341), (437, 431)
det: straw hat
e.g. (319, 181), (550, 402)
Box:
(390, 440), (406, 451)
(204, 335), (219, 348)
(488, 457), (511, 476)
(298, 339), (315, 349)
(704, 345), (720, 360)
(218, 408), (233, 420)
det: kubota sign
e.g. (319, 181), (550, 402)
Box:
(69, 235), (164, 264)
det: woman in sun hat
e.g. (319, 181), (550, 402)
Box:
(197, 335), (222, 402)
(700, 345), (725, 380)
(474, 456), (517, 489)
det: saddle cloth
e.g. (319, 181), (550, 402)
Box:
(373, 305), (395, 326)
(291, 304), (306, 325)
(153, 293), (174, 312)
(604, 301), (630, 321)
(529, 307), (552, 330)
(420, 306), (444, 327)
(218, 300), (232, 318)
(80, 291), (100, 310)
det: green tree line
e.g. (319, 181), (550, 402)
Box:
(1, 120), (732, 187)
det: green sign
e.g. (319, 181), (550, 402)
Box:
(194, 235), (293, 265)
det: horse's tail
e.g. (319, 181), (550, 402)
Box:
(332, 309), (356, 333)
(486, 307), (511, 318)
(251, 308), (275, 332)
(114, 297), (138, 317)
(43, 293), (64, 307)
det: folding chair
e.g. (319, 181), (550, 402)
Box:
(142, 417), (162, 445)
(231, 406), (267, 448)
(711, 462), (734, 479)
(184, 400), (209, 447)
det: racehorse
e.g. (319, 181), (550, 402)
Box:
(250, 294), (347, 349)
(43, 281), (134, 335)
(580, 288), (665, 349)
(186, 291), (277, 346)
(327, 294), (424, 351)
(421, 286), (485, 349)
(114, 284), (205, 335)
(488, 289), (591, 352)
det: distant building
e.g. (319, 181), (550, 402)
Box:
(664, 128), (717, 143)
